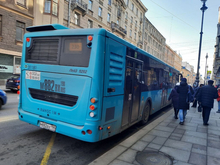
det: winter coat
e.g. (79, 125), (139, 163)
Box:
(168, 85), (179, 109)
(177, 81), (189, 110)
(192, 87), (199, 98)
(197, 84), (218, 108)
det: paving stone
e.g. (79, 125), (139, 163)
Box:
(176, 125), (197, 131)
(207, 147), (220, 158)
(169, 135), (181, 141)
(171, 133), (183, 137)
(207, 156), (220, 165)
(151, 136), (167, 145)
(131, 141), (148, 151)
(183, 122), (198, 127)
(208, 134), (220, 142)
(154, 125), (175, 133)
(208, 139), (220, 149)
(192, 144), (206, 151)
(160, 146), (190, 162)
(184, 131), (207, 139)
(172, 161), (193, 165)
(147, 143), (162, 150)
(109, 159), (133, 165)
(208, 129), (220, 136)
(188, 152), (206, 165)
(192, 148), (206, 155)
(117, 149), (137, 163)
(196, 127), (207, 133)
(181, 135), (207, 146)
(164, 139), (192, 151)
(144, 148), (158, 152)
(174, 128), (185, 134)
(159, 121), (170, 126)
(148, 130), (171, 138)
(141, 134), (155, 142)
(167, 123), (178, 128)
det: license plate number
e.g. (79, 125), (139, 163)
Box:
(39, 122), (56, 132)
(9, 80), (13, 82)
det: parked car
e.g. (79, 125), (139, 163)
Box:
(6, 74), (20, 92)
(0, 89), (7, 109)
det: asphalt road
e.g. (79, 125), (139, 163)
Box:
(0, 90), (172, 165)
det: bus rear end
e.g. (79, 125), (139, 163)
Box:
(18, 25), (106, 142)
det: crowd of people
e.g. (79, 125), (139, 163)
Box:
(168, 78), (219, 126)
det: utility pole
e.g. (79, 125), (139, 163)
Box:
(204, 53), (208, 85)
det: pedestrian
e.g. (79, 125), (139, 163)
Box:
(168, 82), (180, 119)
(177, 78), (193, 125)
(191, 83), (203, 107)
(216, 86), (220, 113)
(197, 80), (218, 125)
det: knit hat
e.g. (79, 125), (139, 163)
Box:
(181, 78), (187, 83)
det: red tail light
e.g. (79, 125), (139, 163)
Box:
(87, 130), (92, 134)
(14, 80), (20, 83)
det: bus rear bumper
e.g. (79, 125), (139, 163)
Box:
(18, 109), (101, 142)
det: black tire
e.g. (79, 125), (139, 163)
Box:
(141, 101), (151, 125)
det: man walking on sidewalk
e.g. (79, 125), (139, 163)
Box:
(197, 80), (218, 125)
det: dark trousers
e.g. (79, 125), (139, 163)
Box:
(192, 99), (197, 107)
(202, 106), (211, 124)
(174, 108), (179, 117)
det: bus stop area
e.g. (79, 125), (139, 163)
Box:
(89, 101), (220, 165)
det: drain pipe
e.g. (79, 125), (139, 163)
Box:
(68, 0), (71, 27)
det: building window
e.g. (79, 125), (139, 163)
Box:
(125, 25), (127, 31)
(74, 13), (80, 25)
(107, 13), (111, 22)
(16, 0), (26, 7)
(131, 3), (134, 11)
(135, 20), (137, 27)
(125, 12), (128, 19)
(108, 0), (111, 6)
(129, 30), (132, 37)
(117, 19), (119, 25)
(88, 20), (93, 28)
(88, 0), (93, 10)
(126, 0), (129, 6)
(98, 7), (102, 17)
(136, 8), (138, 16)
(44, 0), (58, 16)
(16, 21), (25, 42)
(134, 33), (136, 40)
(0, 15), (2, 36)
(131, 16), (133, 24)
(140, 13), (142, 19)
(98, 25), (102, 28)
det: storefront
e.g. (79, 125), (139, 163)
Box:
(0, 54), (21, 85)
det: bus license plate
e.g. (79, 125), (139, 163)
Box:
(39, 122), (56, 132)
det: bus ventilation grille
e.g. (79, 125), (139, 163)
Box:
(29, 88), (78, 107)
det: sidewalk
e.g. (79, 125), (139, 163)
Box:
(89, 101), (220, 165)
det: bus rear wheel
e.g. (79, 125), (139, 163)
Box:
(141, 101), (150, 125)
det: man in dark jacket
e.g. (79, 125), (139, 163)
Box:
(177, 78), (193, 125)
(168, 83), (180, 119)
(197, 80), (218, 125)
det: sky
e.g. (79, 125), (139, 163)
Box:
(142, 0), (219, 79)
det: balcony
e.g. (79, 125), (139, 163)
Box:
(71, 0), (87, 16)
(111, 22), (127, 37)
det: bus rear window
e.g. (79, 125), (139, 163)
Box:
(26, 36), (91, 67)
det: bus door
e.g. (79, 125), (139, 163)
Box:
(122, 56), (143, 128)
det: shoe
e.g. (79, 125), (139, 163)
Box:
(174, 116), (178, 119)
(179, 122), (184, 125)
(216, 111), (220, 113)
(203, 123), (209, 126)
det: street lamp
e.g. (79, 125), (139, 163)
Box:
(195, 0), (208, 87)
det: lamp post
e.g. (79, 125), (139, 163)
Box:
(195, 0), (208, 87)
(204, 53), (208, 84)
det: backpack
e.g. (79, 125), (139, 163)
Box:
(186, 86), (194, 103)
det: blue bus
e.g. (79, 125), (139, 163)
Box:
(18, 24), (179, 142)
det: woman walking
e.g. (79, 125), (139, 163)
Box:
(168, 83), (180, 119)
(216, 86), (220, 113)
(177, 78), (193, 125)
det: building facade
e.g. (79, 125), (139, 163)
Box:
(174, 52), (182, 72)
(143, 17), (165, 61)
(212, 7), (220, 85)
(181, 62), (196, 85)
(164, 44), (174, 67)
(0, 0), (33, 85)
